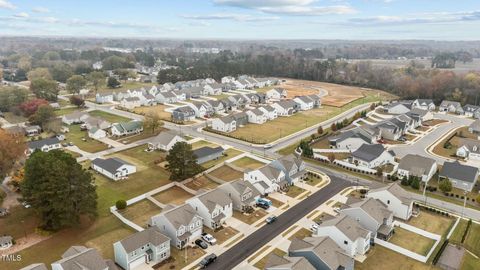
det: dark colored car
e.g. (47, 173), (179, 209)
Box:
(199, 253), (217, 268)
(256, 202), (270, 210)
(195, 239), (208, 249)
(266, 216), (277, 224)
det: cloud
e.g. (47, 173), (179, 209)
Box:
(347, 11), (480, 26)
(214, 0), (315, 8)
(14, 12), (29, 18)
(32, 7), (50, 13)
(0, 0), (15, 9)
(182, 13), (279, 22)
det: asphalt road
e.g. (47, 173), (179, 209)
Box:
(207, 174), (351, 270)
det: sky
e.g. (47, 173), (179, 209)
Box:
(0, 0), (479, 40)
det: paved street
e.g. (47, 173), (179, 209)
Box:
(207, 174), (351, 270)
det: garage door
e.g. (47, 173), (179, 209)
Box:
(129, 255), (146, 270)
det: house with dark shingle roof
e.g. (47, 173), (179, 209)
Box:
(193, 146), (225, 164)
(329, 125), (381, 151)
(113, 226), (170, 270)
(271, 154), (307, 184)
(439, 100), (464, 114)
(51, 245), (117, 270)
(149, 204), (203, 249)
(288, 236), (354, 270)
(91, 157), (137, 181)
(456, 138), (480, 161)
(147, 131), (186, 151)
(211, 115), (237, 133)
(397, 154), (437, 183)
(187, 189), (233, 229)
(218, 179), (261, 212)
(468, 119), (480, 136)
(439, 161), (479, 192)
(293, 95), (315, 111)
(172, 106), (196, 122)
(463, 104), (480, 118)
(26, 137), (62, 156)
(416, 99), (435, 111)
(244, 163), (287, 194)
(272, 100), (298, 116)
(367, 182), (414, 220)
(350, 143), (394, 169)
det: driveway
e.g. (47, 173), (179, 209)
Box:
(389, 113), (474, 164)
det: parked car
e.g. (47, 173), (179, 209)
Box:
(266, 216), (277, 224)
(195, 239), (208, 249)
(256, 202), (269, 210)
(199, 254), (217, 268)
(202, 233), (217, 245)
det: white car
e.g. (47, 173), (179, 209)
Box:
(310, 223), (319, 231)
(201, 233), (217, 245)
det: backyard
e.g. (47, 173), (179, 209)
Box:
(184, 175), (219, 191)
(432, 126), (478, 159)
(133, 105), (172, 121)
(88, 110), (131, 123)
(201, 148), (243, 169)
(356, 245), (439, 270)
(65, 125), (109, 153)
(119, 200), (162, 228)
(231, 157), (266, 170)
(152, 186), (194, 205)
(232, 209), (268, 225)
(389, 227), (436, 256)
(208, 165), (244, 181)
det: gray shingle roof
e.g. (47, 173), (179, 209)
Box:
(28, 137), (60, 150)
(193, 146), (224, 159)
(195, 189), (232, 212)
(369, 182), (413, 205)
(398, 154), (436, 177)
(320, 214), (370, 241)
(92, 157), (132, 174)
(469, 119), (480, 132)
(149, 131), (183, 146)
(119, 226), (170, 253)
(347, 198), (392, 225)
(440, 161), (479, 184)
(264, 254), (315, 270)
(163, 204), (200, 229)
(54, 247), (109, 270)
(352, 144), (387, 162)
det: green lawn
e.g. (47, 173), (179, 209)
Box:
(88, 110), (131, 123)
(356, 245), (438, 270)
(54, 107), (83, 116)
(463, 222), (480, 256)
(231, 157), (266, 170)
(64, 125), (109, 153)
(190, 140), (220, 150)
(461, 251), (480, 270)
(119, 200), (162, 228)
(390, 227), (436, 256)
(115, 128), (164, 144)
(408, 211), (455, 235)
(450, 219), (469, 244)
(285, 185), (306, 198)
(96, 81), (156, 94)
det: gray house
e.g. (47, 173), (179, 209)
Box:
(218, 179), (261, 212)
(232, 112), (248, 126)
(114, 226), (170, 270)
(288, 236), (354, 270)
(172, 106), (196, 122)
(51, 246), (117, 270)
(468, 119), (480, 135)
(439, 100), (464, 114)
(193, 146), (225, 164)
(439, 161), (479, 192)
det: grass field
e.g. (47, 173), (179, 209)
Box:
(390, 227), (436, 256)
(190, 140), (220, 149)
(133, 105), (172, 121)
(356, 245), (438, 270)
(95, 81), (156, 94)
(287, 227), (311, 240)
(184, 175), (219, 191)
(408, 211), (455, 235)
(231, 157), (266, 170)
(65, 125), (109, 153)
(88, 110), (131, 123)
(254, 248), (287, 269)
(54, 107), (83, 116)
(232, 209), (268, 225)
(152, 186), (193, 205)
(460, 251), (480, 270)
(208, 165), (244, 181)
(115, 127), (164, 144)
(155, 245), (205, 270)
(464, 222), (480, 256)
(450, 219), (469, 244)
(119, 200), (162, 228)
(0, 205), (39, 239)
(285, 185), (306, 198)
(201, 148), (243, 169)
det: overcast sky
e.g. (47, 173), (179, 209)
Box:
(0, 0), (479, 40)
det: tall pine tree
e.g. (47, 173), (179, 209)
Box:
(166, 142), (203, 181)
(21, 150), (97, 231)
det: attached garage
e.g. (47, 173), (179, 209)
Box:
(128, 255), (146, 270)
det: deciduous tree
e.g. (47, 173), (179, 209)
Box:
(144, 112), (163, 134)
(21, 150), (97, 231)
(69, 95), (85, 108)
(439, 178), (453, 193)
(107, 77), (121, 88)
(87, 71), (105, 95)
(66, 75), (87, 94)
(19, 99), (49, 116)
(31, 104), (55, 128)
(0, 129), (25, 177)
(30, 78), (58, 101)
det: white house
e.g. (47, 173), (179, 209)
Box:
(91, 157), (137, 181)
(315, 214), (372, 257)
(266, 88), (287, 100)
(416, 99), (435, 111)
(367, 183), (414, 220)
(211, 115), (237, 133)
(155, 92), (178, 104)
(456, 138), (480, 161)
(350, 144), (395, 169)
(272, 100), (297, 116)
(62, 111), (90, 125)
(397, 154), (437, 183)
(439, 100), (464, 114)
(293, 96), (314, 111)
(149, 204), (203, 249)
(259, 105), (278, 120)
(147, 131), (186, 151)
(187, 189), (233, 229)
(120, 97), (142, 110)
(96, 93), (114, 104)
(26, 137), (62, 156)
(340, 198), (394, 240)
(84, 116), (111, 130)
(114, 227), (170, 270)
(88, 127), (107, 140)
(111, 121), (143, 137)
(244, 164), (287, 194)
(329, 126), (380, 151)
(246, 109), (268, 124)
(384, 103), (411, 115)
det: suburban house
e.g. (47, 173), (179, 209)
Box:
(367, 182), (414, 220)
(187, 189), (233, 229)
(272, 100), (297, 116)
(25, 125), (42, 136)
(0, 235), (13, 250)
(26, 137), (62, 155)
(439, 161), (479, 192)
(271, 154), (307, 184)
(91, 157), (137, 181)
(220, 98), (236, 112)
(147, 131), (186, 151)
(264, 254), (316, 270)
(218, 179), (261, 212)
(193, 146), (225, 164)
(88, 127), (107, 139)
(397, 154), (437, 183)
(84, 116), (111, 130)
(456, 138), (480, 161)
(329, 126), (381, 151)
(62, 111), (90, 125)
(172, 106), (196, 122)
(340, 198), (394, 240)
(141, 93), (156, 106)
(259, 105), (278, 120)
(463, 104), (480, 118)
(244, 164), (287, 194)
(266, 88), (287, 100)
(172, 91), (187, 101)
(293, 96), (315, 111)
(246, 109), (268, 124)
(211, 115), (237, 133)
(406, 108), (433, 123)
(468, 120), (480, 137)
(384, 102), (412, 115)
(375, 121), (402, 141)
(439, 100), (464, 114)
(416, 99), (436, 111)
(51, 246), (116, 270)
(155, 91), (178, 104)
(206, 100), (225, 113)
(315, 214), (372, 257)
(149, 204), (203, 249)
(350, 144), (395, 169)
(113, 226), (170, 270)
(189, 101), (213, 118)
(288, 236), (354, 270)
(96, 93), (114, 104)
(120, 97), (142, 109)
(111, 120), (143, 137)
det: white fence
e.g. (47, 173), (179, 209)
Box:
(313, 149), (350, 154)
(334, 160), (377, 174)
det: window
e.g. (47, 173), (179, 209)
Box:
(344, 240), (348, 245)
(387, 200), (390, 204)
